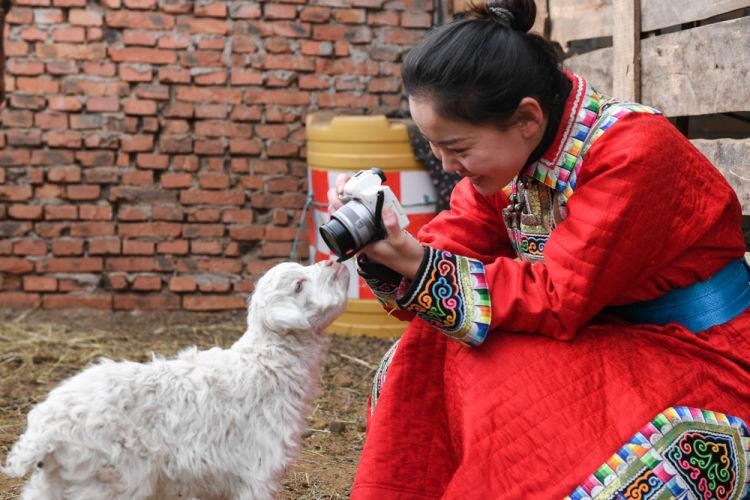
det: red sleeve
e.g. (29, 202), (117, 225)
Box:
(416, 113), (744, 341)
(417, 177), (517, 262)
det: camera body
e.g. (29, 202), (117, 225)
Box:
(319, 168), (410, 261)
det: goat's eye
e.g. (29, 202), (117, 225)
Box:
(294, 280), (304, 293)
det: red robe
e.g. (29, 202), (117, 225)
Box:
(351, 75), (750, 498)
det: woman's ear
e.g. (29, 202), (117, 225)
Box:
(514, 97), (546, 140)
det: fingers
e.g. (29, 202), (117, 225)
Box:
(327, 174), (350, 213)
(334, 174), (348, 194)
(381, 207), (402, 239)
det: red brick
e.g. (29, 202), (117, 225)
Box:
(132, 274), (161, 290)
(159, 173), (191, 189)
(300, 6), (331, 22)
(44, 205), (77, 220)
(69, 8), (103, 26)
(70, 222), (115, 237)
(158, 33), (191, 50)
(87, 96), (119, 112)
(39, 257), (103, 273)
(266, 141), (299, 157)
(46, 60), (80, 75)
(52, 238), (84, 255)
(34, 113), (68, 129)
(158, 240), (189, 254)
(227, 224), (263, 241)
(264, 226), (298, 240)
(15, 77), (59, 94)
(43, 294), (112, 310)
(79, 205), (113, 220)
(232, 35), (258, 54)
(266, 3), (297, 19)
(1, 109), (33, 128)
(197, 276), (231, 292)
(181, 224), (224, 238)
(265, 37), (291, 54)
(180, 190), (245, 206)
(121, 135), (154, 152)
(169, 275), (196, 292)
(52, 27), (86, 44)
(231, 3), (261, 18)
(34, 8), (64, 23)
(35, 43), (107, 61)
(260, 241), (293, 257)
(369, 10), (399, 25)
(194, 70), (227, 86)
(13, 239), (47, 255)
(70, 114), (105, 130)
(47, 166), (81, 183)
(183, 294), (246, 311)
(109, 48), (177, 65)
(191, 240), (223, 255)
(0, 292), (40, 308)
(195, 1), (227, 17)
(176, 17), (229, 35)
(122, 170), (153, 185)
(105, 11), (175, 30)
(401, 11), (432, 28)
(180, 50), (223, 67)
(196, 174), (229, 190)
(24, 276), (58, 292)
(119, 65), (153, 82)
(259, 54), (314, 71)
(66, 184), (101, 200)
(7, 59), (44, 76)
(123, 0), (156, 8)
(8, 204), (43, 220)
(124, 240), (155, 255)
(105, 257), (174, 272)
(300, 41), (333, 57)
(336, 8), (366, 23)
(114, 294), (180, 310)
(176, 86), (242, 104)
(47, 130), (82, 148)
(119, 222), (182, 238)
(0, 257), (34, 273)
(104, 273), (128, 290)
(124, 99), (158, 115)
(88, 237), (121, 255)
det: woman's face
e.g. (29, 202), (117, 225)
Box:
(409, 95), (546, 196)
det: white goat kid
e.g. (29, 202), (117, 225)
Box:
(2, 260), (349, 500)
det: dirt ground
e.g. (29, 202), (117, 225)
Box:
(0, 308), (396, 499)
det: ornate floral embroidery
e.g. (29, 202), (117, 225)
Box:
(396, 247), (491, 346)
(503, 74), (662, 263)
(565, 407), (750, 500)
(360, 274), (399, 310)
(370, 339), (400, 416)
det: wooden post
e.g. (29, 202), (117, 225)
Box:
(612, 0), (641, 101)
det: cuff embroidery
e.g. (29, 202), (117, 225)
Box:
(357, 255), (402, 310)
(397, 247), (491, 346)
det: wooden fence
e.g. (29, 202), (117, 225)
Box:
(453, 0), (750, 216)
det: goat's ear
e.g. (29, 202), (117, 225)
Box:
(263, 300), (311, 333)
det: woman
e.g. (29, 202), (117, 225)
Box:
(329, 0), (750, 498)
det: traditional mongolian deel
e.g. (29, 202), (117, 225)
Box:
(351, 72), (750, 499)
(566, 407), (750, 500)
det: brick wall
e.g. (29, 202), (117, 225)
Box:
(0, 0), (434, 310)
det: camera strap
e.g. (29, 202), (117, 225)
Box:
(372, 190), (387, 241)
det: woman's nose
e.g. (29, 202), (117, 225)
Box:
(441, 155), (462, 175)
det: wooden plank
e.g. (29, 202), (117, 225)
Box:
(548, 0), (612, 48)
(641, 0), (750, 32)
(692, 139), (750, 214)
(641, 16), (750, 116)
(564, 47), (613, 94)
(612, 0), (641, 101)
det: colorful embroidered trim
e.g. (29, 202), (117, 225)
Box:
(360, 274), (400, 310)
(521, 74), (661, 200)
(397, 247), (491, 347)
(565, 406), (750, 500)
(370, 339), (400, 416)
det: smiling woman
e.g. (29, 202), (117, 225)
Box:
(340, 0), (750, 498)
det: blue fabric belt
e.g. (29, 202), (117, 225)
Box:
(609, 259), (750, 333)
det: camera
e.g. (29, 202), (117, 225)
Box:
(319, 168), (410, 262)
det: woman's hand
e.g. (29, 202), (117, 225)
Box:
(327, 174), (424, 280)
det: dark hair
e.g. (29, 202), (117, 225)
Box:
(1, 0), (10, 12)
(402, 0), (565, 127)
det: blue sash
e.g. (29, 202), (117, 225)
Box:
(609, 259), (750, 333)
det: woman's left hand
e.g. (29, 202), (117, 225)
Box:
(361, 206), (424, 280)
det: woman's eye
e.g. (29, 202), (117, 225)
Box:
(294, 280), (304, 293)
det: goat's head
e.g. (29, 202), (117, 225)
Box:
(247, 260), (349, 336)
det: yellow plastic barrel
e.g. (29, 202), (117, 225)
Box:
(306, 112), (438, 338)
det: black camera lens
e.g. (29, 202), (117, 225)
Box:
(319, 218), (355, 258)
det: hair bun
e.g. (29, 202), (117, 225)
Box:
(480, 0), (536, 33)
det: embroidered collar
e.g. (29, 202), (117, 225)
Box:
(521, 72), (607, 196)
